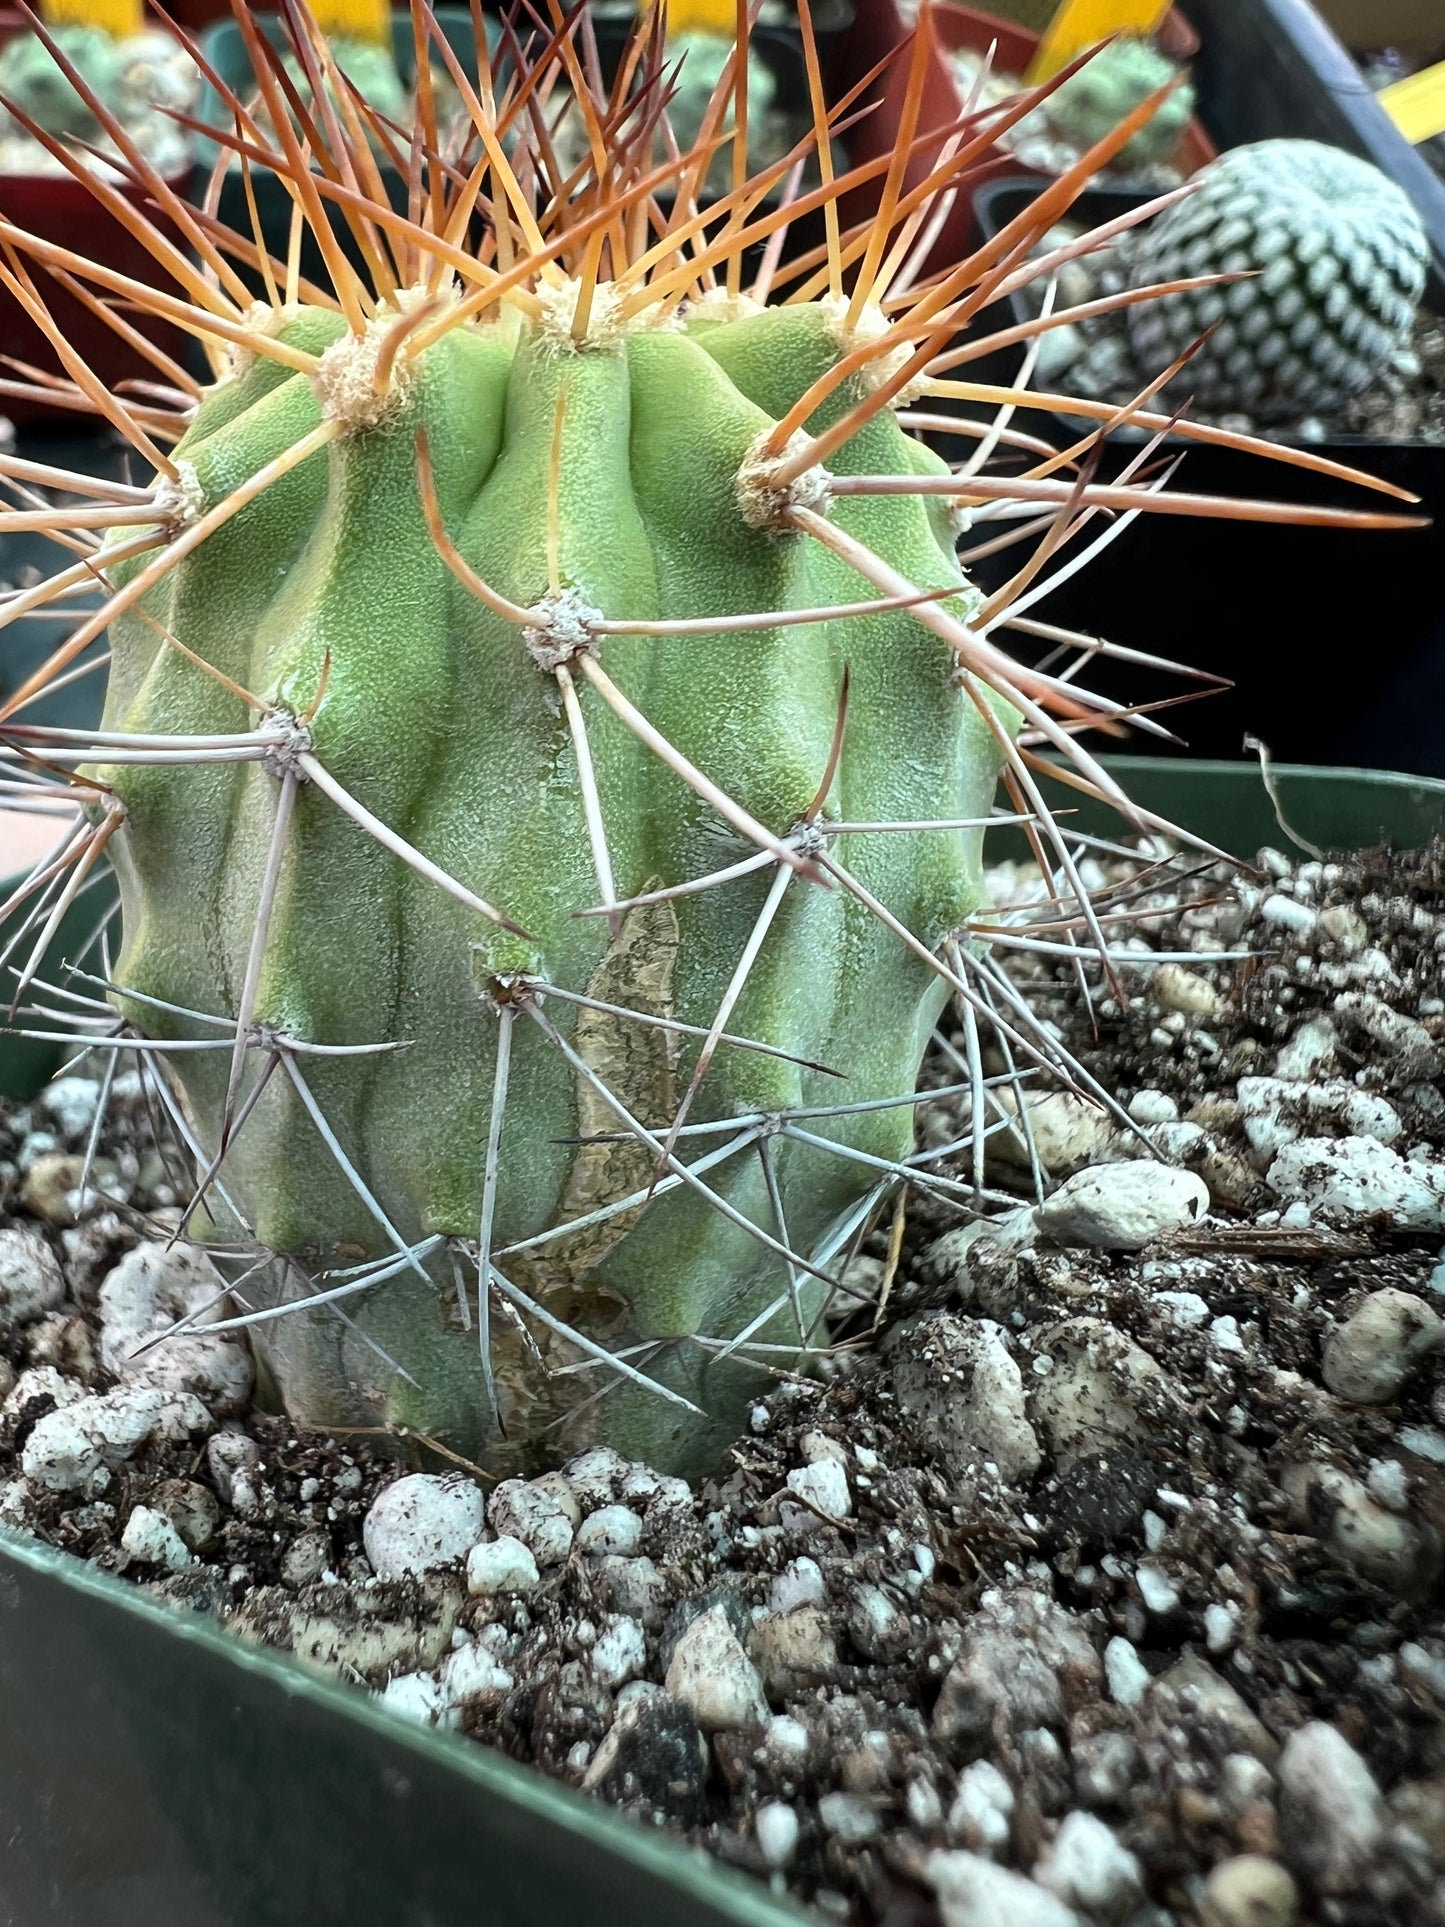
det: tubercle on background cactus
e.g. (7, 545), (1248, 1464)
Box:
(0, 0), (1423, 1476)
(1123, 140), (1429, 417)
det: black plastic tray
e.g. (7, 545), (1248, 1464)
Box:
(1184, 0), (1445, 301)
(945, 178), (1445, 776)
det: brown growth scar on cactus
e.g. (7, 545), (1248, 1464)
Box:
(0, 0), (1429, 1472)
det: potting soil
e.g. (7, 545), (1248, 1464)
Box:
(1, 838), (1444, 1925)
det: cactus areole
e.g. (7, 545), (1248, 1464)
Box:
(0, 5), (1414, 1476)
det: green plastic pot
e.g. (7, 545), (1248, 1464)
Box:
(1030, 756), (1445, 855)
(0, 1531), (803, 1927)
(1, 756), (1442, 1926)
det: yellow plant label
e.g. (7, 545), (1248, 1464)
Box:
(1379, 60), (1445, 146)
(659, 0), (738, 42)
(307, 0), (392, 46)
(38, 0), (144, 39)
(1026, 0), (1172, 83)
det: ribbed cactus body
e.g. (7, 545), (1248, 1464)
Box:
(96, 298), (1009, 1475)
(1126, 139), (1428, 416)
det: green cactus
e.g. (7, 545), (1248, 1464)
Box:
(1125, 139), (1429, 416)
(0, 6), (1414, 1481)
(82, 291), (1013, 1477)
(666, 30), (777, 154)
(0, 25), (124, 141)
(282, 34), (407, 123)
(1041, 38), (1194, 169)
(0, 23), (197, 176)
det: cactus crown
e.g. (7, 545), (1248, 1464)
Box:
(0, 2), (1416, 1472)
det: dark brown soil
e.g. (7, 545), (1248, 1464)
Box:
(2, 837), (1444, 1926)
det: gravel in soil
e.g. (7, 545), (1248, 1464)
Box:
(1, 838), (1445, 1926)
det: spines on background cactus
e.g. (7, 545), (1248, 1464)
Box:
(0, 1), (1418, 1475)
(1125, 138), (1430, 416)
(1039, 38), (1194, 169)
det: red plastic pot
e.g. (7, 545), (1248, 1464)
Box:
(153, 0), (276, 27)
(840, 0), (1214, 279)
(0, 12), (189, 424)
